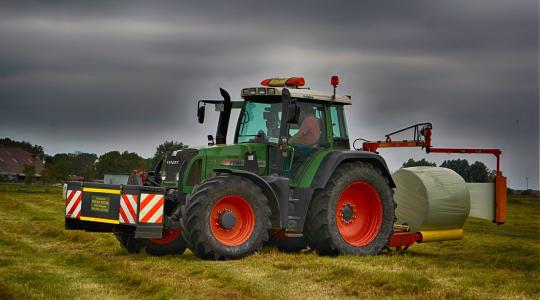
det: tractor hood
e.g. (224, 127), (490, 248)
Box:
(198, 143), (269, 176)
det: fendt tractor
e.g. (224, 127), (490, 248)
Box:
(64, 76), (507, 260)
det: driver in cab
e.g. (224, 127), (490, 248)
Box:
(290, 107), (320, 147)
(288, 106), (321, 174)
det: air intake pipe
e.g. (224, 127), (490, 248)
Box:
(215, 88), (232, 145)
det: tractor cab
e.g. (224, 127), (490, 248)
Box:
(197, 77), (352, 179)
(236, 81), (352, 147)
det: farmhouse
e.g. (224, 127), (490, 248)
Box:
(0, 145), (44, 181)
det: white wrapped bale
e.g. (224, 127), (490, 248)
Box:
(467, 183), (495, 220)
(392, 167), (470, 232)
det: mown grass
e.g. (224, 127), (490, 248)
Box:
(0, 183), (538, 299)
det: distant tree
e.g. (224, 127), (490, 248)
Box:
(95, 151), (146, 178)
(23, 163), (35, 185)
(95, 151), (123, 177)
(42, 152), (98, 182)
(440, 159), (471, 181)
(43, 153), (71, 182)
(83, 165), (97, 181)
(0, 138), (45, 160)
(439, 159), (492, 183)
(469, 161), (490, 183)
(122, 151), (147, 171)
(71, 152), (98, 177)
(402, 158), (437, 168)
(152, 141), (188, 166)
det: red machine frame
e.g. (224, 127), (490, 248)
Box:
(358, 122), (507, 225)
(357, 123), (507, 252)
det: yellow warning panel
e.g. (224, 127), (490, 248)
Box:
(83, 188), (121, 194)
(80, 216), (120, 225)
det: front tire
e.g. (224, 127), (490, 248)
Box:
(114, 229), (187, 256)
(114, 232), (143, 254)
(183, 175), (272, 260)
(304, 162), (395, 256)
(145, 228), (187, 256)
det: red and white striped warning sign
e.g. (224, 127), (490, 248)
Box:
(138, 193), (164, 223)
(119, 194), (138, 224)
(65, 189), (82, 218)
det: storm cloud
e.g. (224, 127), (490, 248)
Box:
(0, 0), (538, 189)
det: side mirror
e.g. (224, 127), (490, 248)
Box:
(287, 101), (300, 124)
(198, 105), (205, 123)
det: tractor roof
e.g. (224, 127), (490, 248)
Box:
(241, 86), (352, 105)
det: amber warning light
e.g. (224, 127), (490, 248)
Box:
(261, 77), (305, 87)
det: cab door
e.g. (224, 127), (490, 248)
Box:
(288, 101), (328, 181)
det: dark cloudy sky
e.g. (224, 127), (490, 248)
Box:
(0, 0), (538, 189)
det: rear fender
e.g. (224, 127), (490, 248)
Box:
(286, 151), (395, 233)
(311, 150), (396, 189)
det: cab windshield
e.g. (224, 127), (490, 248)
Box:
(236, 101), (282, 144)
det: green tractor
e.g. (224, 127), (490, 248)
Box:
(65, 76), (397, 259)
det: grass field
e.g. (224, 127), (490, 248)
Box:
(0, 184), (538, 299)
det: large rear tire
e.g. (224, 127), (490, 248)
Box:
(183, 175), (272, 260)
(304, 162), (395, 256)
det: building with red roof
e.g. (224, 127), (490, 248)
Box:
(0, 145), (44, 181)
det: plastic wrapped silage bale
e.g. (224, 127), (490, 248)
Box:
(392, 167), (470, 232)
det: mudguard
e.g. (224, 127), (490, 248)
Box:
(214, 168), (288, 229)
(284, 150), (395, 234)
(311, 150), (396, 189)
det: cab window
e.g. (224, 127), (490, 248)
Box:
(330, 105), (348, 139)
(236, 101), (282, 144)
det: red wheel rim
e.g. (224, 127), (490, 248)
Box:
(336, 181), (383, 247)
(210, 195), (255, 246)
(149, 228), (182, 245)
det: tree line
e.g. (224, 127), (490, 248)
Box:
(402, 158), (495, 182)
(1, 138), (187, 183)
(3, 137), (495, 184)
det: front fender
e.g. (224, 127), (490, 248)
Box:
(214, 169), (287, 229)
